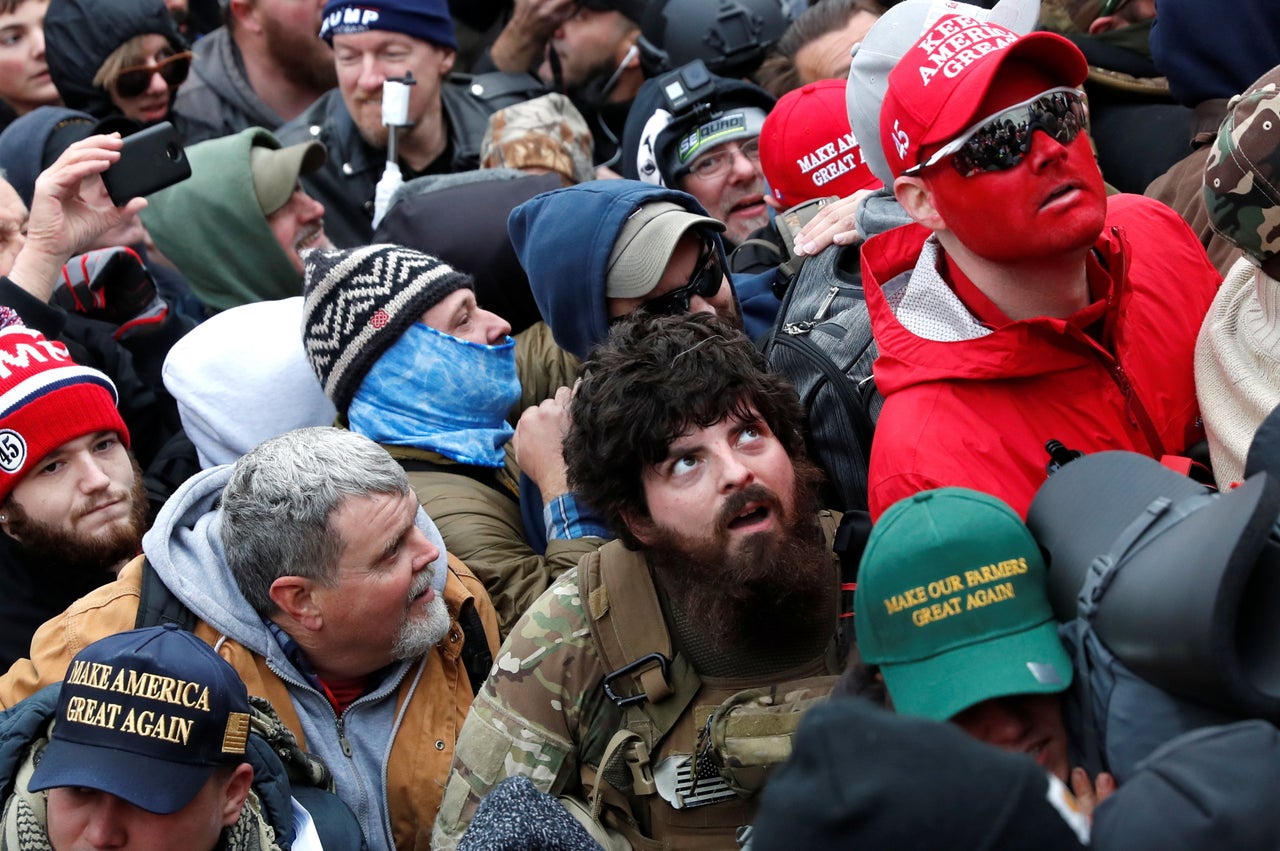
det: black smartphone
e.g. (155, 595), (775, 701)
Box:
(100, 121), (192, 206)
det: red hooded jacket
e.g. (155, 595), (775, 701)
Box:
(861, 194), (1219, 519)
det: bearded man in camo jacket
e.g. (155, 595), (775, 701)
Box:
(433, 313), (846, 850)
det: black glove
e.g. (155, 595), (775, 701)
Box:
(54, 246), (169, 340)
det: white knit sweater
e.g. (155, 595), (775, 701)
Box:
(1195, 257), (1280, 487)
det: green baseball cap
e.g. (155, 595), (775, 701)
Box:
(249, 139), (327, 217)
(854, 488), (1073, 722)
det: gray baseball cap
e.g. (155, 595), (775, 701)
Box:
(845, 0), (1041, 185)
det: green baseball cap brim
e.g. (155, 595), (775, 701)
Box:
(250, 140), (327, 217)
(879, 617), (1073, 722)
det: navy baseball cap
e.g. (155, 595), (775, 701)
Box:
(29, 625), (252, 814)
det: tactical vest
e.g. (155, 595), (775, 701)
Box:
(572, 533), (844, 849)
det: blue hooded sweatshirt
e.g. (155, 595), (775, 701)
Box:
(508, 179), (778, 358)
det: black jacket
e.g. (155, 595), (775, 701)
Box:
(276, 71), (547, 248)
(374, 170), (561, 335)
(0, 537), (114, 671)
(1065, 26), (1191, 195)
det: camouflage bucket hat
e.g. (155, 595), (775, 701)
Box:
(1204, 64), (1280, 268)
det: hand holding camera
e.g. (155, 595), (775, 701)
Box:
(9, 127), (190, 305)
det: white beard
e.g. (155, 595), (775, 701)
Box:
(392, 592), (451, 660)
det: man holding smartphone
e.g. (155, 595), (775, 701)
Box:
(0, 125), (193, 458)
(0, 134), (165, 668)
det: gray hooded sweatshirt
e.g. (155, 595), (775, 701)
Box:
(141, 464), (451, 851)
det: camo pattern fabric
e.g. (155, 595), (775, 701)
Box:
(246, 694), (333, 792)
(1204, 67), (1280, 266)
(481, 92), (596, 186)
(431, 567), (620, 851)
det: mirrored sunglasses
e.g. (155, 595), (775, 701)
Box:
(635, 237), (724, 318)
(904, 87), (1089, 179)
(114, 51), (192, 99)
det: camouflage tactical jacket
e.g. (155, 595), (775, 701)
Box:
(432, 538), (842, 849)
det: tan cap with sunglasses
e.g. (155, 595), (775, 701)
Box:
(605, 201), (724, 299)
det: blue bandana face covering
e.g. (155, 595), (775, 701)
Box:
(348, 322), (520, 467)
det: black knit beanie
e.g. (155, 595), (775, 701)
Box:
(301, 244), (472, 412)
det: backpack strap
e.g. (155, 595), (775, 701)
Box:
(729, 237), (783, 268)
(728, 238), (805, 297)
(829, 509), (872, 650)
(579, 546), (701, 743)
(1072, 495), (1175, 773)
(457, 597), (493, 696)
(1076, 496), (1174, 623)
(586, 729), (657, 821)
(575, 547), (704, 840)
(133, 556), (197, 631)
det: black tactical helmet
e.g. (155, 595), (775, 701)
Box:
(637, 0), (790, 80)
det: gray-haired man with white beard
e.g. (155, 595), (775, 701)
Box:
(0, 426), (500, 850)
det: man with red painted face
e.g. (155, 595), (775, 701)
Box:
(859, 14), (1220, 520)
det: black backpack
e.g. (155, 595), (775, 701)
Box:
(760, 242), (882, 513)
(1029, 451), (1280, 782)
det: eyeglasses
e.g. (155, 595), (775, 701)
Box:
(1098, 0), (1131, 15)
(113, 51), (192, 99)
(636, 237), (724, 317)
(903, 87), (1089, 179)
(684, 137), (761, 181)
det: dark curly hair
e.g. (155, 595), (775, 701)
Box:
(565, 312), (807, 548)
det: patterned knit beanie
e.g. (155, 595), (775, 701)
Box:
(301, 245), (473, 413)
(0, 325), (128, 502)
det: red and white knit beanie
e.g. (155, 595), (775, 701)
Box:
(0, 325), (128, 501)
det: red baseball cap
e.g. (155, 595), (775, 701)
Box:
(879, 14), (1088, 178)
(760, 79), (882, 208)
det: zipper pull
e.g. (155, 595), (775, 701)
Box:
(336, 716), (353, 758)
(784, 285), (840, 335)
(1113, 363), (1138, 427)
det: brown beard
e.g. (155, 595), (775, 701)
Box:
(644, 456), (832, 653)
(351, 108), (391, 150)
(5, 453), (148, 576)
(262, 11), (338, 93)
